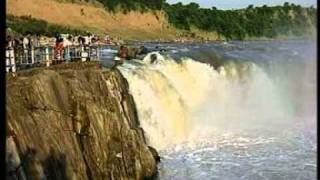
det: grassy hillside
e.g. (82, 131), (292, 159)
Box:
(6, 0), (178, 40)
(6, 15), (89, 37)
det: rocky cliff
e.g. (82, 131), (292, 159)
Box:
(6, 63), (158, 180)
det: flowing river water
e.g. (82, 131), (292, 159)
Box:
(102, 40), (316, 180)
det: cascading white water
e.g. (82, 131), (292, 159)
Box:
(118, 52), (294, 150)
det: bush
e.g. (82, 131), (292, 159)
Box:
(96, 0), (164, 12)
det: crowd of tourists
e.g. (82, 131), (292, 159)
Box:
(5, 31), (120, 64)
(5, 29), (163, 71)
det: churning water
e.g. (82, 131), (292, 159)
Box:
(114, 40), (316, 180)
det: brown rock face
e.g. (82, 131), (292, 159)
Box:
(6, 63), (158, 180)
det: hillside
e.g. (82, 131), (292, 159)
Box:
(6, 0), (179, 40)
(6, 0), (316, 41)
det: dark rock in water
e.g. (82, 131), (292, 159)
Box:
(127, 47), (140, 59)
(150, 54), (159, 64)
(6, 62), (158, 180)
(148, 146), (160, 163)
(117, 45), (150, 61)
(139, 46), (148, 55)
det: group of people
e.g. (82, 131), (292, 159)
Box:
(53, 33), (99, 60)
(5, 31), (103, 66)
(6, 29), (167, 70)
(6, 34), (41, 50)
(5, 34), (43, 66)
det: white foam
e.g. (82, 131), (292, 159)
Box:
(119, 52), (293, 150)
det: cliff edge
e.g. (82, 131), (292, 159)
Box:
(6, 63), (158, 180)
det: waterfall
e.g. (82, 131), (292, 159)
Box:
(119, 52), (299, 150)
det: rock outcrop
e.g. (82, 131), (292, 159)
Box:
(6, 62), (158, 180)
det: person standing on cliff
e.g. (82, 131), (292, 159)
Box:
(112, 45), (128, 69)
(63, 35), (73, 61)
(118, 45), (128, 62)
(53, 37), (64, 64)
(6, 35), (14, 49)
(22, 36), (29, 61)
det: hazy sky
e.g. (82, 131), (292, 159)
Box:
(166, 0), (317, 9)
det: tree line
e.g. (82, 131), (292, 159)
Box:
(95, 0), (165, 12)
(96, 0), (317, 40)
(163, 2), (316, 39)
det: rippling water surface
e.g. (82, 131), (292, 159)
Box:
(159, 129), (316, 180)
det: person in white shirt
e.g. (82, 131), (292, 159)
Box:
(22, 37), (29, 49)
(63, 36), (73, 61)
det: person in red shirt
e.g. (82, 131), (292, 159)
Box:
(112, 45), (128, 69)
(54, 37), (64, 64)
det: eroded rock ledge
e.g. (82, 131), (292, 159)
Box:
(6, 63), (158, 180)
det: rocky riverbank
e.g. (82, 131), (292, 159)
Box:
(6, 62), (159, 180)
